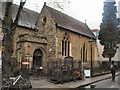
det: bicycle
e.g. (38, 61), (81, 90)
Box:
(2, 74), (32, 90)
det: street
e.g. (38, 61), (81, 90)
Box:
(93, 75), (120, 88)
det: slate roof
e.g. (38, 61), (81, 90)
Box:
(0, 3), (39, 29)
(45, 5), (96, 39)
(0, 3), (95, 39)
(12, 4), (39, 29)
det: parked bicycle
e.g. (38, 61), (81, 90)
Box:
(2, 74), (32, 90)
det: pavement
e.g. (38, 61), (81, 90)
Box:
(30, 72), (120, 88)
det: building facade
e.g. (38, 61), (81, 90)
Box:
(3, 4), (98, 69)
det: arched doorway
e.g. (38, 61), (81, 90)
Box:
(33, 49), (43, 68)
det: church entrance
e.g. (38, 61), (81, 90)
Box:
(33, 49), (42, 68)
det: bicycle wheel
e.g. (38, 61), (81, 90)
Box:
(2, 82), (12, 90)
(18, 79), (31, 90)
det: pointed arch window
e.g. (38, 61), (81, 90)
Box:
(82, 44), (88, 62)
(42, 16), (47, 26)
(85, 49), (88, 62)
(81, 48), (83, 61)
(62, 32), (71, 56)
(83, 44), (85, 62)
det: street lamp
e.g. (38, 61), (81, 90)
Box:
(89, 39), (93, 77)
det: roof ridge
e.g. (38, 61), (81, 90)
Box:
(45, 4), (84, 24)
(44, 4), (95, 39)
(44, 5), (58, 24)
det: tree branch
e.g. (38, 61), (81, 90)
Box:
(13, 0), (26, 33)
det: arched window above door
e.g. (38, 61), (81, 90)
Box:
(33, 49), (42, 56)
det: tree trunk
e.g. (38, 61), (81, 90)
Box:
(2, 1), (26, 77)
(2, 1), (14, 77)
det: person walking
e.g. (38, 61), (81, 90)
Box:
(110, 60), (117, 82)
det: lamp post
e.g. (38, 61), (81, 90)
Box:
(89, 39), (93, 77)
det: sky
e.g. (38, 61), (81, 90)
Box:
(13, 0), (120, 29)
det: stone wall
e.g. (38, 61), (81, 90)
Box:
(36, 5), (99, 68)
(13, 27), (35, 58)
(57, 27), (98, 67)
(12, 5), (99, 69)
(37, 6), (57, 61)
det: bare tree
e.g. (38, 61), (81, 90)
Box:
(47, 0), (70, 10)
(2, 0), (26, 77)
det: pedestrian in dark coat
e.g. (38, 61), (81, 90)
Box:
(110, 60), (117, 82)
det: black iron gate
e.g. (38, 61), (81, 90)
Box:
(47, 58), (82, 83)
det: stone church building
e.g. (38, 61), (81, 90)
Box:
(11, 4), (98, 69)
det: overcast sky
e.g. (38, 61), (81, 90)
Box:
(13, 0), (120, 29)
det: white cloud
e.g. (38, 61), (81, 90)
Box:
(13, 0), (120, 29)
